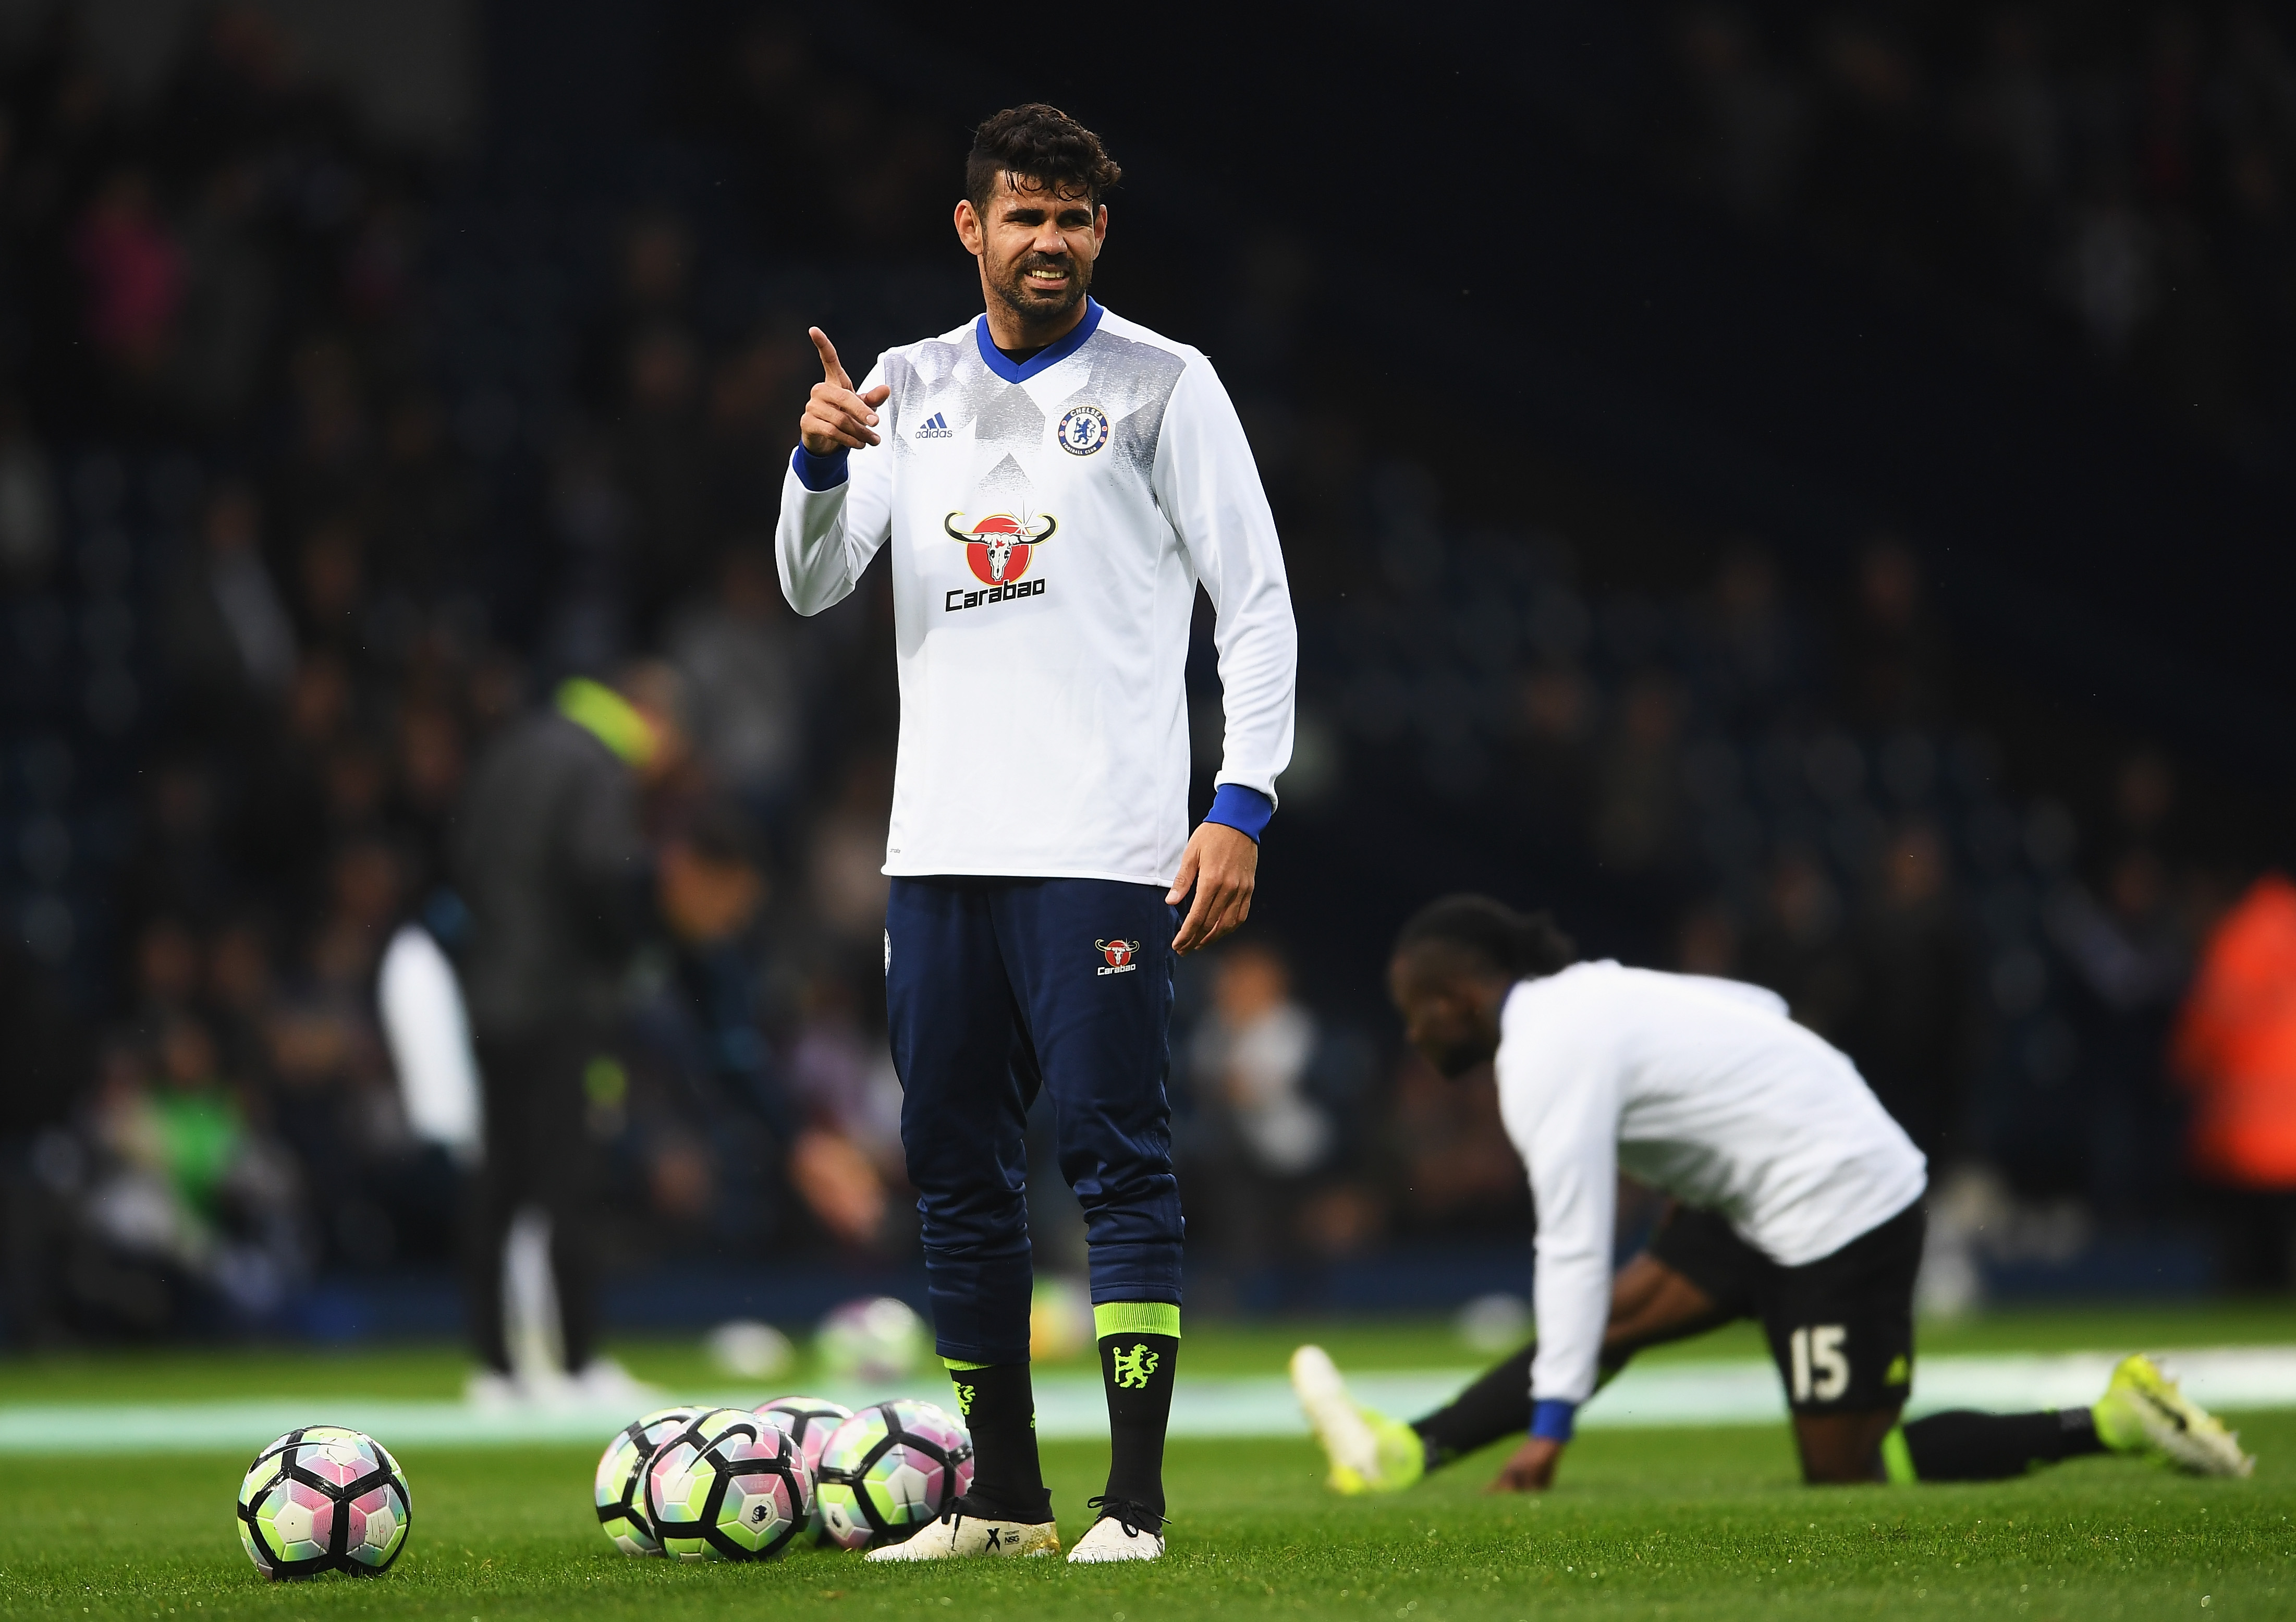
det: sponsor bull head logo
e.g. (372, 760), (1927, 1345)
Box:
(1097, 938), (1139, 968)
(946, 510), (1056, 586)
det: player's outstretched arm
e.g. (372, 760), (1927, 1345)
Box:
(799, 327), (889, 453)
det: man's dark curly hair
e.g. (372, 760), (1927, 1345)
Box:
(966, 104), (1122, 214)
(1394, 895), (1579, 981)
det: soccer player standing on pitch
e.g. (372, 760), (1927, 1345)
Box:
(775, 106), (1296, 1563)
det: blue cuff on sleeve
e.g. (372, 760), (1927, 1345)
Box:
(1529, 1400), (1576, 1443)
(1203, 784), (1274, 843)
(791, 443), (849, 492)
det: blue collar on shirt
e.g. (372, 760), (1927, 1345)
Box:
(974, 298), (1104, 383)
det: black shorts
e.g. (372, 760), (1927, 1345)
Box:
(1646, 1199), (1923, 1415)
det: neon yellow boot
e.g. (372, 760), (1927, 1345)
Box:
(2092, 1353), (2254, 1478)
(1289, 1344), (1427, 1494)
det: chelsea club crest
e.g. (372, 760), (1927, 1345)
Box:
(1057, 404), (1109, 456)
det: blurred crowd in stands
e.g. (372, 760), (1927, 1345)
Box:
(1644, 2), (2296, 447)
(0, 4), (2291, 1346)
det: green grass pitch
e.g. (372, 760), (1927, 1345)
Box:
(3, 1308), (2294, 1620)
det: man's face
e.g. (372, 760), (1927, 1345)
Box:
(957, 172), (1106, 329)
(1388, 947), (1503, 1079)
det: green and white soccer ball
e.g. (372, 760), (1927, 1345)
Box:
(593, 1405), (701, 1555)
(643, 1407), (814, 1562)
(236, 1426), (411, 1580)
(814, 1399), (973, 1550)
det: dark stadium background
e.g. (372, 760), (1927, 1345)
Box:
(1, 0), (2292, 1346)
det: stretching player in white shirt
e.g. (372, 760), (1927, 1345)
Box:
(1293, 896), (2252, 1493)
(778, 105), (1295, 1563)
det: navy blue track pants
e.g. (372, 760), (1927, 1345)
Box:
(886, 875), (1183, 1365)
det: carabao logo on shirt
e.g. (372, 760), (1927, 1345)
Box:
(942, 510), (1055, 614)
(944, 510), (1055, 584)
(1096, 938), (1140, 975)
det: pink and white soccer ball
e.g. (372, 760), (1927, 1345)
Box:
(235, 1425), (411, 1579)
(593, 1405), (702, 1555)
(643, 1407), (813, 1562)
(812, 1398), (973, 1551)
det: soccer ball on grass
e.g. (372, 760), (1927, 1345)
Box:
(593, 1405), (701, 1555)
(814, 1398), (972, 1551)
(816, 1296), (927, 1382)
(754, 1395), (853, 1535)
(644, 1406), (813, 1561)
(235, 1425), (410, 1580)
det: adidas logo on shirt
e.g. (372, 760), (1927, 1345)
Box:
(914, 411), (954, 440)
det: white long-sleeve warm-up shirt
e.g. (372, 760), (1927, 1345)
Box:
(1496, 961), (1927, 1412)
(774, 300), (1296, 887)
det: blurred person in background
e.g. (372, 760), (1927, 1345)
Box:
(161, 480), (296, 735)
(2172, 871), (2296, 1288)
(783, 970), (906, 1186)
(76, 1018), (302, 1336)
(806, 757), (895, 966)
(666, 543), (805, 826)
(639, 797), (887, 1250)
(1181, 940), (1336, 1275)
(2048, 845), (2194, 1223)
(453, 662), (686, 1403)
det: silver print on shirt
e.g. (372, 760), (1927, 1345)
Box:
(889, 325), (1186, 618)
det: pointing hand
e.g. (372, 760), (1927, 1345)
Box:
(799, 327), (891, 455)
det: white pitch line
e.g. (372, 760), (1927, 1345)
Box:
(1, 1347), (2289, 1455)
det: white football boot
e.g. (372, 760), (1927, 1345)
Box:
(566, 1356), (658, 1409)
(462, 1368), (523, 1410)
(1290, 1344), (1425, 1493)
(863, 1503), (1060, 1562)
(1065, 1499), (1165, 1563)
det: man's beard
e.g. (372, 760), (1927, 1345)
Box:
(1426, 1036), (1489, 1080)
(991, 250), (1090, 328)
(1423, 1043), (1479, 1080)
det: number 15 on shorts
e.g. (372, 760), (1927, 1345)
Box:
(1790, 1325), (1849, 1403)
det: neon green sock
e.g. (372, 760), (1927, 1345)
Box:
(1881, 1424), (1918, 1485)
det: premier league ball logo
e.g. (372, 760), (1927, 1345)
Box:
(944, 510), (1056, 586)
